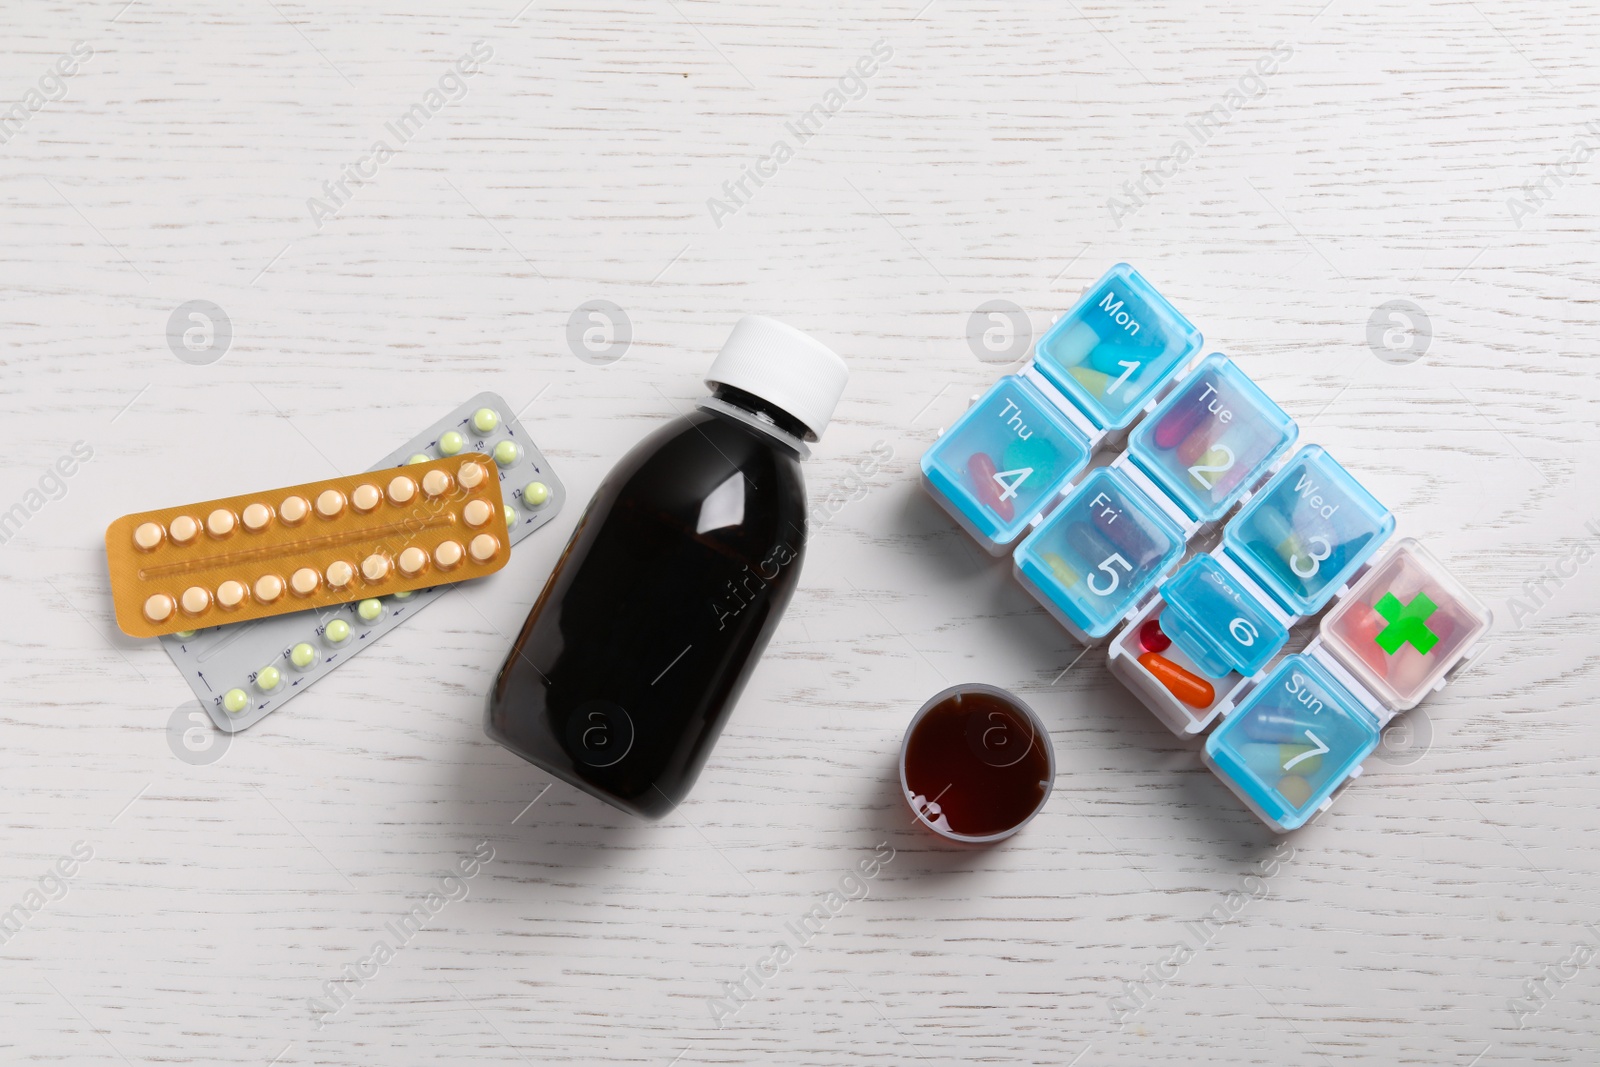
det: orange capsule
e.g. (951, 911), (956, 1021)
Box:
(1138, 651), (1215, 709)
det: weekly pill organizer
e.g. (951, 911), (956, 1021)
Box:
(151, 393), (566, 732)
(922, 264), (1492, 831)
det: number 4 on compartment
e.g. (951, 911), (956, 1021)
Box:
(991, 467), (1032, 502)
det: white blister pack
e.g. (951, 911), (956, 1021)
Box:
(161, 391), (566, 733)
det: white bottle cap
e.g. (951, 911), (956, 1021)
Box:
(705, 315), (849, 441)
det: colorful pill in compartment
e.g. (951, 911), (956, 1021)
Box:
(1137, 649), (1216, 710)
(1203, 654), (1380, 831)
(1157, 554), (1289, 679)
(920, 376), (1091, 547)
(1126, 354), (1298, 523)
(1032, 263), (1203, 430)
(1319, 538), (1491, 712)
(1107, 602), (1254, 736)
(1014, 467), (1185, 639)
(1223, 445), (1395, 617)
(1134, 615), (1219, 713)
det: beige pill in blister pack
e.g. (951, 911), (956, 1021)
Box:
(106, 455), (508, 638)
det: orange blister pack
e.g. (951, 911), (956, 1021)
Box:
(106, 454), (509, 637)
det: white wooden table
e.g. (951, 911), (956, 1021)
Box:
(2, 1), (1596, 1063)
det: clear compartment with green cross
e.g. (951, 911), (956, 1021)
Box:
(1317, 538), (1493, 712)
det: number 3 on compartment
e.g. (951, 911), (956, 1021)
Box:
(1290, 535), (1332, 579)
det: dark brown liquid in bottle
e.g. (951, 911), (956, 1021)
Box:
(903, 690), (1051, 838)
(486, 386), (808, 819)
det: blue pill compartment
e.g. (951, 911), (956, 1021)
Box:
(921, 376), (1093, 553)
(1125, 354), (1298, 524)
(1014, 467), (1186, 641)
(1033, 264), (1203, 431)
(1203, 654), (1381, 832)
(1223, 445), (1396, 617)
(1159, 553), (1291, 679)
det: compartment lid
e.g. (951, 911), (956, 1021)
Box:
(1014, 466), (1186, 639)
(1031, 263), (1203, 431)
(1318, 538), (1492, 712)
(1125, 354), (1299, 523)
(1159, 553), (1291, 679)
(1222, 445), (1396, 617)
(920, 375), (1093, 546)
(1204, 653), (1382, 831)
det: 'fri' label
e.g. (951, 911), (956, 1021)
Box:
(1090, 491), (1121, 527)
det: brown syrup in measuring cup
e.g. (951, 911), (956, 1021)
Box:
(903, 688), (1052, 839)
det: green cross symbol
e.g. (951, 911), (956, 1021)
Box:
(1373, 591), (1439, 655)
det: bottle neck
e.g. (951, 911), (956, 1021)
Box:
(701, 385), (812, 458)
(711, 384), (812, 439)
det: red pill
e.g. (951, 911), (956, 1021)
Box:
(1345, 604), (1390, 675)
(1153, 378), (1212, 449)
(1139, 618), (1171, 653)
(1178, 422), (1219, 466)
(966, 452), (1014, 522)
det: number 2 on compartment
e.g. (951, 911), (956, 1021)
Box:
(1186, 444), (1236, 490)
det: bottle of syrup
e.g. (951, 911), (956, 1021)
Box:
(486, 316), (849, 818)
